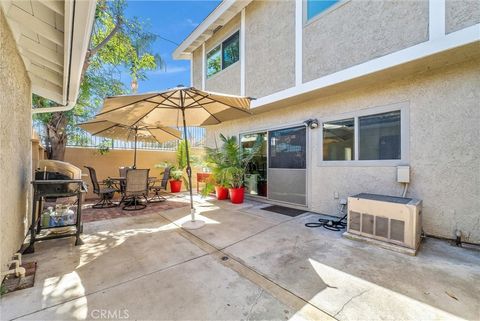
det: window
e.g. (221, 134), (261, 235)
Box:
(269, 126), (306, 169)
(206, 45), (221, 78)
(222, 32), (239, 69)
(307, 0), (340, 20)
(322, 110), (402, 162)
(359, 111), (401, 160)
(323, 118), (354, 161)
(206, 31), (239, 78)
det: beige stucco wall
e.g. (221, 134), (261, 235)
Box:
(64, 147), (205, 200)
(303, 0), (429, 82)
(206, 63), (241, 95)
(206, 57), (480, 244)
(0, 10), (32, 271)
(245, 0), (295, 98)
(446, 0), (480, 33)
(204, 14), (241, 95)
(192, 48), (202, 88)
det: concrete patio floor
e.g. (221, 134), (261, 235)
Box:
(1, 195), (479, 320)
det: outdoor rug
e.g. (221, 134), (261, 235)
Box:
(82, 199), (189, 223)
(261, 205), (308, 217)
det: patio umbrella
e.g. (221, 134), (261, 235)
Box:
(77, 119), (182, 168)
(94, 86), (253, 229)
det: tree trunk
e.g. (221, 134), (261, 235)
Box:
(46, 112), (68, 161)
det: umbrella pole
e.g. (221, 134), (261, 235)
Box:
(180, 107), (195, 220)
(133, 127), (138, 169)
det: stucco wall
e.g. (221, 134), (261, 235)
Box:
(64, 147), (205, 200)
(192, 48), (202, 88)
(446, 0), (480, 33)
(204, 14), (241, 95)
(0, 10), (32, 271)
(303, 0), (429, 82)
(245, 0), (295, 98)
(206, 58), (480, 244)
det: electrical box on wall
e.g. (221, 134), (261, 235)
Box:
(397, 166), (410, 183)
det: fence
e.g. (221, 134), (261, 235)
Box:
(33, 122), (206, 151)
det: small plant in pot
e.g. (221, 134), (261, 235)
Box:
(156, 141), (193, 193)
(169, 168), (184, 193)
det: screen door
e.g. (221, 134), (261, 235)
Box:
(267, 126), (307, 206)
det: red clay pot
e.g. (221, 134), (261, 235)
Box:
(215, 186), (229, 200)
(229, 187), (245, 204)
(169, 180), (182, 193)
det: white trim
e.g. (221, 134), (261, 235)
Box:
(295, 0), (303, 86)
(201, 43), (206, 90)
(318, 101), (410, 167)
(429, 0), (446, 40)
(240, 8), (246, 96)
(252, 24), (480, 109)
(189, 54), (193, 86)
(173, 0), (252, 59)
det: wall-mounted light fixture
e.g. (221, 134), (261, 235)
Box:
(304, 118), (319, 129)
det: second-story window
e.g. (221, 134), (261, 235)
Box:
(307, 0), (340, 21)
(206, 31), (239, 78)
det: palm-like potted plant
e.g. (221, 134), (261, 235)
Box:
(202, 134), (260, 203)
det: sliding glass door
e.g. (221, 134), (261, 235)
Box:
(267, 126), (307, 206)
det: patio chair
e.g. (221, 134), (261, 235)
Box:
(149, 167), (171, 202)
(84, 166), (117, 208)
(120, 169), (150, 211)
(117, 166), (132, 193)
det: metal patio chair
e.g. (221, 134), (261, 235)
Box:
(120, 169), (150, 211)
(149, 167), (171, 202)
(84, 166), (117, 208)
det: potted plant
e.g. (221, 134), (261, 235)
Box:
(156, 141), (193, 193)
(201, 134), (261, 204)
(169, 168), (184, 193)
(201, 140), (228, 200)
(224, 167), (245, 204)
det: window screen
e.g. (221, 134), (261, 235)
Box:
(269, 127), (306, 169)
(359, 111), (401, 160)
(323, 118), (354, 161)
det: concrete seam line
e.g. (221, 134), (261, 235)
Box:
(9, 252), (211, 320)
(157, 211), (335, 321)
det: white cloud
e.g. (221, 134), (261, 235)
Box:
(186, 18), (199, 27)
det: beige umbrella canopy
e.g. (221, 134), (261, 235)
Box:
(77, 119), (181, 168)
(94, 86), (253, 229)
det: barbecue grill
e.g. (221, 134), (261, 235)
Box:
(25, 160), (86, 253)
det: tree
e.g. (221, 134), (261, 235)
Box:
(33, 0), (164, 160)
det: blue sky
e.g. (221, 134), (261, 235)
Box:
(122, 1), (220, 92)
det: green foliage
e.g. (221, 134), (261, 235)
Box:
(201, 134), (261, 195)
(33, 0), (165, 158)
(96, 139), (113, 155)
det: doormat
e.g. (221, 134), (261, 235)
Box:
(262, 205), (307, 217)
(1, 261), (37, 296)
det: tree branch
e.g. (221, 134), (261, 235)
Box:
(90, 17), (123, 57)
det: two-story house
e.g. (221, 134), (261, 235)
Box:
(173, 0), (480, 244)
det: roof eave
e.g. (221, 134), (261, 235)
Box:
(173, 0), (252, 60)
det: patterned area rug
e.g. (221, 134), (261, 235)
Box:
(82, 198), (189, 223)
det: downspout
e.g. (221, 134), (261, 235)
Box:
(32, 0), (77, 114)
